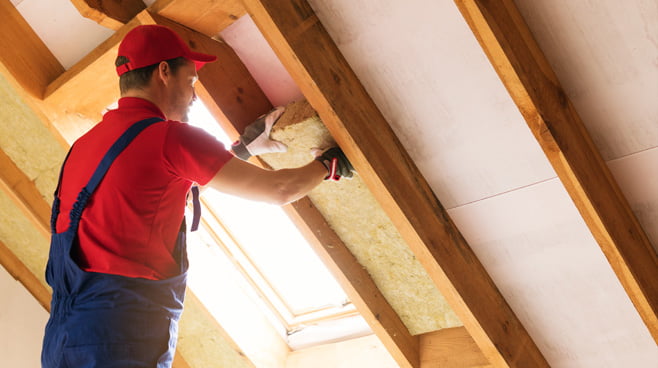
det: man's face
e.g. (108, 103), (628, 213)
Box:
(166, 60), (198, 123)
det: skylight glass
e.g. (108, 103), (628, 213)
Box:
(201, 190), (349, 316)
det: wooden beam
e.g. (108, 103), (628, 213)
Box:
(67, 0), (244, 36)
(65, 0), (245, 37)
(454, 0), (658, 341)
(0, 239), (51, 312)
(420, 327), (491, 368)
(241, 1), (549, 367)
(172, 351), (192, 368)
(284, 197), (420, 368)
(0, 0), (65, 98)
(70, 0), (146, 30)
(0, 148), (51, 238)
(149, 0), (246, 37)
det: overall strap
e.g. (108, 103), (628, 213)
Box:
(50, 147), (74, 233)
(65, 117), (165, 233)
(190, 186), (201, 232)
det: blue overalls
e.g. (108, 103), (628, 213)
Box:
(42, 117), (190, 368)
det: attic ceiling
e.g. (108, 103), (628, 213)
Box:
(0, 0), (656, 368)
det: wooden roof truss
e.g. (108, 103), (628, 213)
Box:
(0, 0), (655, 367)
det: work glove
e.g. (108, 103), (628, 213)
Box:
(314, 147), (355, 181)
(232, 106), (287, 160)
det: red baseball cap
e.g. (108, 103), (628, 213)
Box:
(116, 25), (216, 76)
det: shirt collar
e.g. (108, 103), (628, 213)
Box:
(117, 97), (166, 119)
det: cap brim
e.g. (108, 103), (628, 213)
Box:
(189, 51), (217, 70)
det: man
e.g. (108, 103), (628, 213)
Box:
(41, 24), (353, 368)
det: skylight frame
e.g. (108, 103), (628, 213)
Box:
(197, 196), (359, 332)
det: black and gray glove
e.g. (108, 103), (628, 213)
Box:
(232, 107), (287, 160)
(315, 147), (354, 181)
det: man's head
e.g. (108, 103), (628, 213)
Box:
(115, 56), (189, 94)
(116, 25), (216, 78)
(115, 25), (216, 122)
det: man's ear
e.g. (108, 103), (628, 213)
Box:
(156, 61), (171, 85)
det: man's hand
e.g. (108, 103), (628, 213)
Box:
(314, 147), (355, 181)
(232, 106), (287, 160)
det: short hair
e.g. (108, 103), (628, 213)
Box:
(115, 56), (190, 94)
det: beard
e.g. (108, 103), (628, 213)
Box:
(175, 102), (192, 123)
(180, 109), (190, 123)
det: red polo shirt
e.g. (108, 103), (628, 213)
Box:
(55, 97), (233, 280)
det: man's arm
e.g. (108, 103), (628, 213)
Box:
(206, 107), (354, 205)
(207, 157), (327, 205)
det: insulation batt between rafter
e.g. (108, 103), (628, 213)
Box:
(262, 101), (462, 335)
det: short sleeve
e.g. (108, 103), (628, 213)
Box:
(163, 122), (234, 185)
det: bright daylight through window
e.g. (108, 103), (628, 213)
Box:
(184, 100), (371, 349)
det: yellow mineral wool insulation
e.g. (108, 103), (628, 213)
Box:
(178, 294), (256, 368)
(261, 102), (462, 335)
(0, 73), (65, 204)
(0, 191), (50, 287)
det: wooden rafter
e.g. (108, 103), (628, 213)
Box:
(70, 0), (146, 30)
(68, 0), (245, 37)
(0, 0), (64, 98)
(420, 327), (491, 368)
(284, 197), (419, 367)
(240, 0), (549, 366)
(0, 148), (51, 239)
(454, 0), (658, 341)
(0, 147), (54, 311)
(148, 0), (246, 37)
(0, 239), (51, 311)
